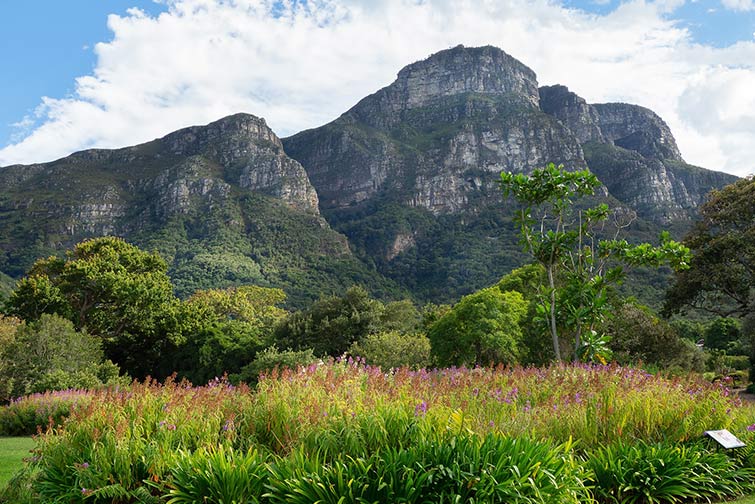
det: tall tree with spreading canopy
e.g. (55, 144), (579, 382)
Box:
(664, 176), (755, 318)
(428, 287), (527, 367)
(6, 237), (182, 377)
(501, 163), (690, 362)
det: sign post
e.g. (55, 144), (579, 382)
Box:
(704, 429), (746, 449)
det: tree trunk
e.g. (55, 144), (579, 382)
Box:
(548, 265), (561, 361)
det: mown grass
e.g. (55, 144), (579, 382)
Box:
(0, 437), (34, 487)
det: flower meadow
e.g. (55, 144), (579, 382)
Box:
(3, 361), (755, 503)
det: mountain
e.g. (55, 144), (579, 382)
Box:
(283, 45), (736, 302)
(0, 114), (403, 306)
(0, 45), (737, 307)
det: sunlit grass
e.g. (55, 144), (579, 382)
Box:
(0, 437), (35, 488)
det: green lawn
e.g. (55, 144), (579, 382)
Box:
(0, 437), (35, 488)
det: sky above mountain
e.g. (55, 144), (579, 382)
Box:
(1, 0), (753, 176)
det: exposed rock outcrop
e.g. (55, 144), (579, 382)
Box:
(284, 46), (585, 214)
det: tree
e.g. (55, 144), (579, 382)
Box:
(704, 318), (745, 354)
(501, 163), (690, 362)
(604, 301), (704, 372)
(349, 331), (431, 370)
(664, 176), (755, 318)
(186, 285), (287, 329)
(171, 286), (288, 384)
(495, 264), (550, 365)
(0, 314), (123, 401)
(428, 287), (527, 367)
(274, 286), (386, 357)
(6, 237), (181, 377)
(236, 345), (319, 384)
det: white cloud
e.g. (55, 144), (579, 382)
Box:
(721, 0), (755, 11)
(1, 0), (754, 177)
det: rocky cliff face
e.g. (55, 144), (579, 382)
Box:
(0, 114), (396, 306)
(350, 45), (541, 129)
(283, 45), (737, 302)
(538, 85), (682, 161)
(537, 84), (736, 222)
(284, 45), (585, 214)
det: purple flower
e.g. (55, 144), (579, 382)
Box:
(415, 401), (428, 417)
(81, 462), (89, 469)
(747, 424), (755, 432)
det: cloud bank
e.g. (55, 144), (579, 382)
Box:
(1, 0), (754, 176)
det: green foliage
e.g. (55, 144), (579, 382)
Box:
(237, 346), (318, 384)
(495, 264), (553, 365)
(187, 285), (287, 327)
(274, 286), (387, 357)
(665, 176), (755, 318)
(428, 287), (527, 367)
(173, 321), (268, 386)
(0, 314), (124, 402)
(349, 330), (431, 370)
(0, 271), (15, 301)
(669, 318), (706, 342)
(587, 440), (755, 503)
(6, 237), (181, 378)
(326, 198), (529, 305)
(266, 434), (588, 504)
(501, 163), (691, 362)
(429, 288), (527, 366)
(604, 301), (705, 372)
(166, 446), (268, 504)
(705, 317), (744, 353)
(380, 299), (422, 333)
(170, 286), (290, 384)
(145, 193), (407, 308)
(5, 362), (755, 502)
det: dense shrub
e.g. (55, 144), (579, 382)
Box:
(0, 314), (125, 402)
(605, 301), (705, 372)
(0, 389), (93, 436)
(235, 346), (319, 384)
(587, 440), (755, 503)
(349, 330), (431, 370)
(428, 287), (527, 367)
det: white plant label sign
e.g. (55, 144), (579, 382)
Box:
(704, 429), (746, 449)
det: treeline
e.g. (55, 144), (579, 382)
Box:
(0, 170), (753, 400)
(0, 235), (735, 402)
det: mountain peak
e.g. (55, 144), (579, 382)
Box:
(343, 45), (541, 129)
(162, 112), (282, 157)
(393, 44), (540, 108)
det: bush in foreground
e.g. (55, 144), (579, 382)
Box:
(2, 362), (755, 503)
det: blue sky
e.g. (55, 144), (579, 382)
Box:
(1, 1), (166, 146)
(1, 0), (754, 175)
(566, 0), (755, 47)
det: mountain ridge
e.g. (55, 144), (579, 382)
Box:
(0, 45), (738, 306)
